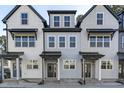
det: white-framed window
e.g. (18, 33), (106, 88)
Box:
(21, 13), (28, 25)
(15, 36), (21, 47)
(29, 36), (35, 47)
(104, 36), (110, 47)
(54, 16), (60, 27)
(22, 36), (28, 47)
(64, 16), (70, 27)
(63, 59), (76, 70)
(15, 36), (35, 47)
(48, 36), (55, 48)
(27, 60), (38, 69)
(101, 61), (112, 69)
(58, 36), (66, 48)
(89, 36), (96, 47)
(97, 36), (103, 47)
(69, 36), (76, 48)
(122, 36), (124, 48)
(97, 13), (103, 25)
(89, 35), (110, 48)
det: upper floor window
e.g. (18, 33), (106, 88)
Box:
(97, 36), (103, 47)
(54, 16), (60, 27)
(122, 36), (124, 48)
(15, 36), (35, 47)
(64, 16), (70, 27)
(59, 36), (65, 48)
(15, 36), (21, 47)
(29, 36), (35, 47)
(89, 36), (110, 48)
(69, 36), (76, 48)
(90, 36), (96, 47)
(97, 13), (103, 25)
(104, 36), (110, 47)
(22, 36), (28, 47)
(21, 13), (28, 25)
(48, 36), (55, 48)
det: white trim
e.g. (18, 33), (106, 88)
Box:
(63, 59), (76, 70)
(20, 13), (28, 25)
(68, 35), (77, 49)
(96, 12), (104, 25)
(47, 35), (56, 49)
(89, 35), (111, 48)
(53, 15), (60, 28)
(63, 15), (71, 28)
(58, 35), (66, 48)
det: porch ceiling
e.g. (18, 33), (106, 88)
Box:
(40, 51), (61, 60)
(79, 51), (104, 60)
(0, 52), (24, 59)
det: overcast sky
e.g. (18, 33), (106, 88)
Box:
(0, 5), (92, 36)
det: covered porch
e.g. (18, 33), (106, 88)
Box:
(40, 51), (61, 81)
(0, 52), (24, 81)
(79, 51), (104, 84)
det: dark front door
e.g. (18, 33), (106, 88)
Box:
(47, 63), (56, 78)
(119, 62), (124, 79)
(13, 63), (16, 77)
(82, 63), (91, 78)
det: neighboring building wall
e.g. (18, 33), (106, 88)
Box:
(6, 6), (44, 78)
(80, 6), (119, 79)
(45, 32), (81, 78)
(49, 14), (75, 28)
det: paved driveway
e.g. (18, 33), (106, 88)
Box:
(0, 81), (124, 88)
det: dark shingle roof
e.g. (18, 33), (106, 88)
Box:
(47, 10), (77, 14)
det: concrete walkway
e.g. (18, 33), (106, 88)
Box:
(0, 81), (124, 88)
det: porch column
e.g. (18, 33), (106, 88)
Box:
(57, 58), (60, 80)
(1, 58), (4, 80)
(42, 58), (45, 81)
(98, 59), (101, 81)
(16, 58), (19, 80)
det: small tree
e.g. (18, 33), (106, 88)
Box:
(111, 5), (124, 14)
(76, 14), (83, 22)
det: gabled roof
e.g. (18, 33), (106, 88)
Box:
(2, 5), (48, 27)
(76, 5), (119, 27)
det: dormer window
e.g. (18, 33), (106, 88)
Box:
(54, 16), (60, 27)
(97, 13), (103, 25)
(64, 16), (70, 27)
(21, 13), (28, 25)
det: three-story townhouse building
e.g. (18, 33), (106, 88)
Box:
(0, 5), (121, 83)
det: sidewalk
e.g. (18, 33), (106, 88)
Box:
(0, 80), (123, 88)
